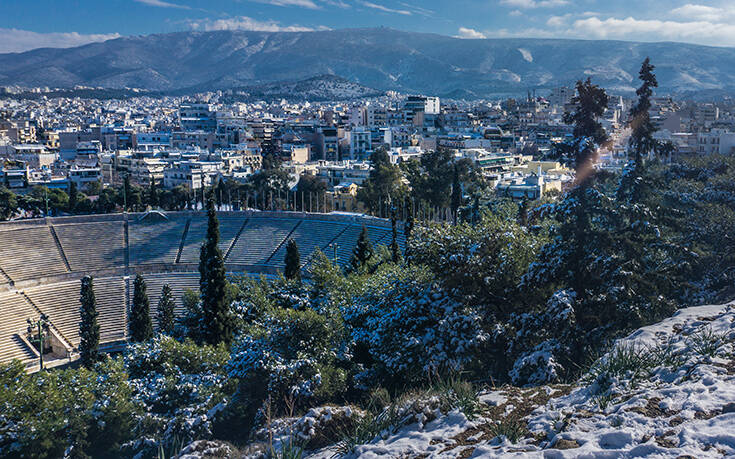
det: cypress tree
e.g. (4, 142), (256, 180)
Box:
(390, 207), (400, 264)
(350, 226), (373, 272)
(450, 164), (462, 225)
(156, 284), (176, 335)
(404, 204), (414, 262)
(79, 276), (99, 369)
(518, 198), (529, 227)
(284, 239), (302, 281)
(129, 274), (153, 342)
(68, 180), (77, 212)
(618, 58), (659, 203)
(199, 197), (232, 345)
(123, 174), (131, 212)
(148, 177), (158, 208)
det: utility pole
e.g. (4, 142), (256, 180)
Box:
(27, 314), (50, 370)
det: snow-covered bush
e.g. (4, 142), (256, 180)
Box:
(507, 290), (578, 385)
(0, 359), (138, 459)
(225, 305), (349, 438)
(409, 214), (544, 318)
(344, 265), (487, 387)
(123, 336), (232, 457)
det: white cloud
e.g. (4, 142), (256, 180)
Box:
(570, 16), (735, 45)
(488, 13), (735, 47)
(357, 1), (412, 15)
(670, 4), (734, 22)
(0, 28), (121, 54)
(500, 0), (568, 9)
(509, 10), (523, 17)
(134, 0), (190, 9)
(187, 16), (318, 32)
(455, 27), (487, 39)
(252, 0), (320, 9)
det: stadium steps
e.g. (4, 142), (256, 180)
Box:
(175, 218), (192, 264)
(226, 218), (300, 266)
(140, 273), (200, 329)
(178, 216), (245, 264)
(0, 227), (69, 282)
(224, 218), (249, 261)
(49, 226), (72, 272)
(270, 220), (346, 269)
(123, 220), (130, 269)
(53, 222), (126, 272)
(0, 291), (40, 365)
(20, 292), (73, 351)
(265, 220), (303, 265)
(0, 266), (14, 285)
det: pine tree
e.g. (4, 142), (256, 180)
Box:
(618, 58), (659, 203)
(284, 239), (302, 282)
(129, 274), (153, 342)
(450, 164), (462, 225)
(517, 198), (529, 227)
(123, 174), (131, 212)
(199, 197), (232, 345)
(404, 204), (414, 262)
(68, 180), (77, 212)
(148, 177), (158, 208)
(156, 284), (176, 335)
(390, 207), (400, 264)
(350, 226), (373, 272)
(79, 276), (100, 369)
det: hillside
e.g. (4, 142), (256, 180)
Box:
(179, 303), (735, 458)
(3, 28), (735, 98)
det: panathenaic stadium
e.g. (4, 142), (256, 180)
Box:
(0, 210), (404, 369)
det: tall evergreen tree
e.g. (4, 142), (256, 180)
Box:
(357, 148), (403, 214)
(156, 284), (176, 335)
(68, 180), (78, 212)
(123, 174), (131, 212)
(450, 164), (462, 225)
(79, 276), (100, 369)
(129, 274), (153, 342)
(199, 197), (232, 345)
(284, 239), (302, 282)
(148, 178), (158, 208)
(390, 206), (400, 264)
(350, 226), (373, 272)
(517, 198), (529, 227)
(404, 203), (414, 262)
(618, 58), (659, 203)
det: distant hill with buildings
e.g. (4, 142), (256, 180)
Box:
(2, 28), (735, 98)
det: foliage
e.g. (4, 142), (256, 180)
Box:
(284, 239), (302, 282)
(156, 284), (176, 335)
(350, 226), (373, 273)
(130, 274), (154, 342)
(343, 265), (487, 388)
(79, 275), (100, 369)
(199, 199), (233, 346)
(0, 359), (138, 459)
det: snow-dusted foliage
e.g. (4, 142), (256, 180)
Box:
(506, 290), (576, 385)
(344, 265), (487, 385)
(409, 213), (544, 316)
(122, 336), (232, 456)
(228, 304), (348, 408)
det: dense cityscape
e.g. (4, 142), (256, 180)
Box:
(2, 85), (731, 219)
(4, 1), (735, 457)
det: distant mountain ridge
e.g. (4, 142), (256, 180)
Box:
(2, 28), (735, 98)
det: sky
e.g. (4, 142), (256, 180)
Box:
(2, 0), (735, 53)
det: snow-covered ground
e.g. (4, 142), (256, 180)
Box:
(314, 304), (735, 458)
(179, 304), (735, 458)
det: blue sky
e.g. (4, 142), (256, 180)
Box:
(2, 0), (735, 52)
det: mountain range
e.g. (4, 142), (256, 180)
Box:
(2, 28), (735, 99)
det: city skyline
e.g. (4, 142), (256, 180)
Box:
(3, 0), (735, 53)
